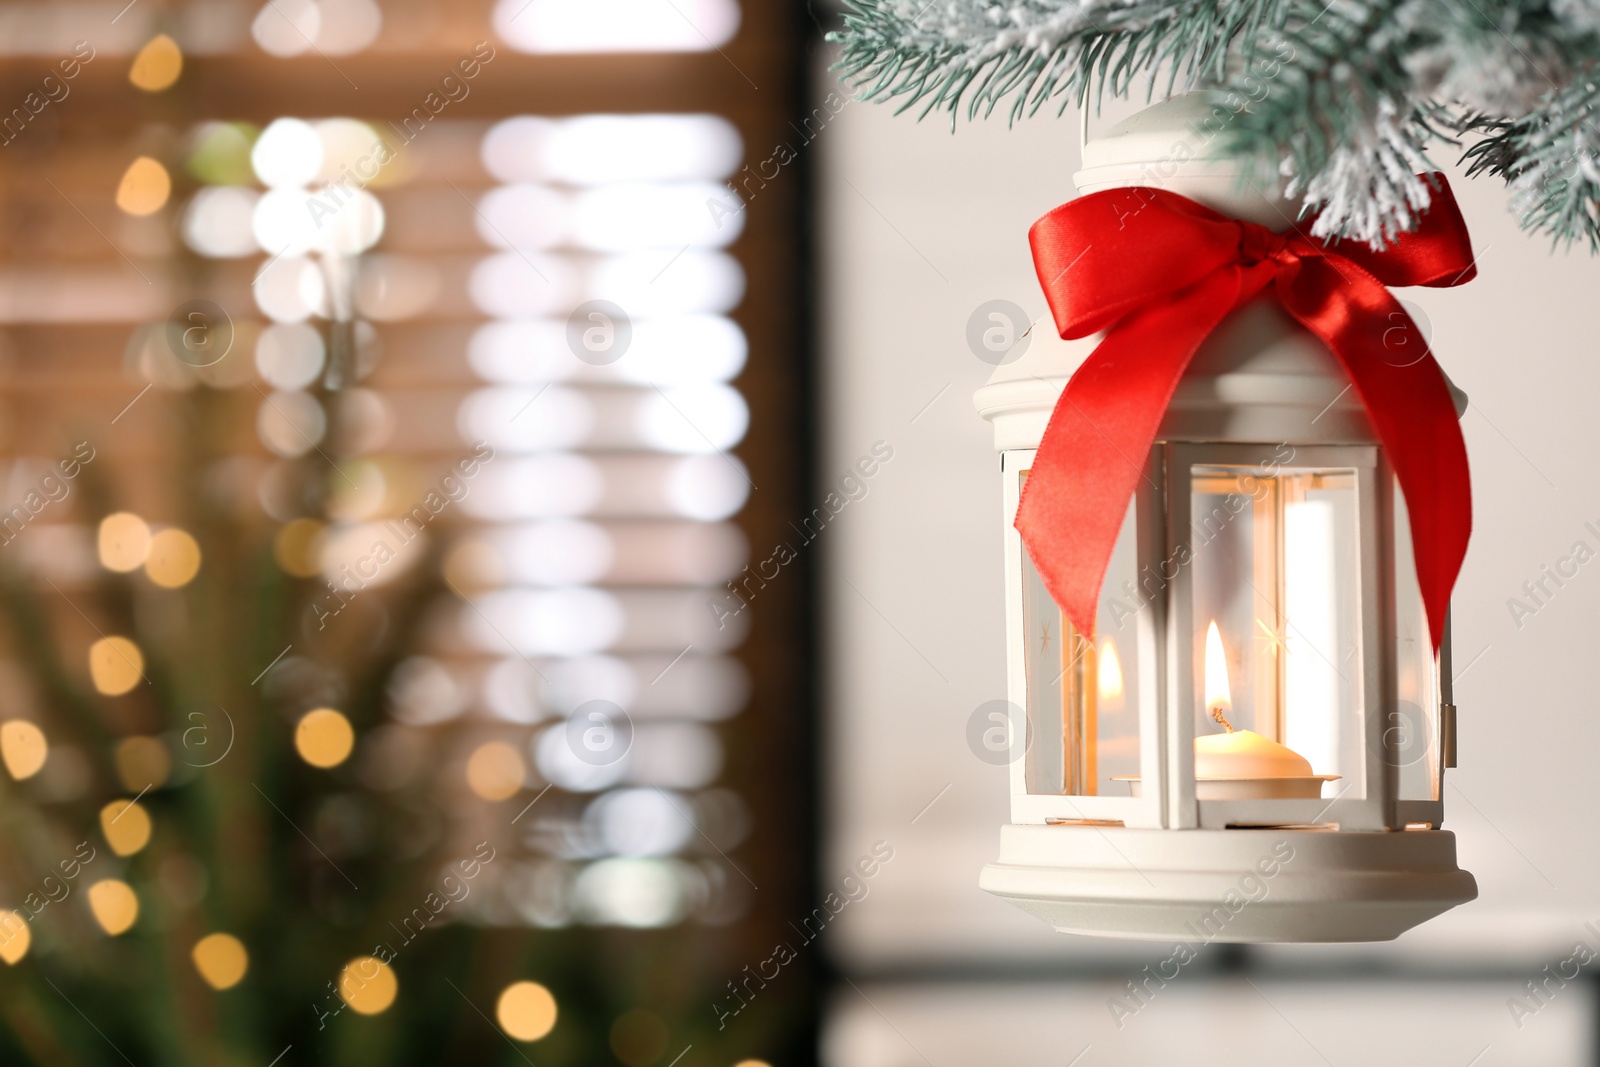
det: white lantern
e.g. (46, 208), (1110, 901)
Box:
(973, 94), (1477, 942)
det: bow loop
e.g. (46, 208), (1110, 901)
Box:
(1028, 189), (1255, 340)
(1019, 176), (1476, 655)
(1314, 181), (1479, 289)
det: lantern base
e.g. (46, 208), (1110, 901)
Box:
(980, 823), (1476, 943)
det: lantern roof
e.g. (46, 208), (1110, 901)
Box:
(1073, 91), (1297, 230)
(975, 92), (1467, 453)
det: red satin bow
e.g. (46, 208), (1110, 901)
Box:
(1020, 179), (1476, 653)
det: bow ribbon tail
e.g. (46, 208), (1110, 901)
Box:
(1017, 268), (1265, 641)
(1276, 257), (1471, 653)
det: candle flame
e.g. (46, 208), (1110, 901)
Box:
(1097, 637), (1123, 706)
(1204, 619), (1234, 731)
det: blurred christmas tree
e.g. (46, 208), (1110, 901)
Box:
(0, 123), (795, 1067)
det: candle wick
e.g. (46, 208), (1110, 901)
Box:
(1209, 705), (1234, 733)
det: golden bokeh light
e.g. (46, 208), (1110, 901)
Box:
(129, 34), (183, 92)
(610, 1010), (668, 1067)
(191, 933), (249, 990)
(338, 956), (398, 1015)
(465, 741), (525, 801)
(89, 637), (145, 696)
(98, 512), (152, 572)
(295, 708), (355, 769)
(115, 736), (171, 792)
(496, 981), (557, 1042)
(733, 1061), (774, 1067)
(87, 880), (140, 936)
(273, 518), (325, 578)
(0, 720), (47, 780)
(0, 911), (30, 965)
(100, 799), (153, 857)
(115, 156), (172, 217)
(146, 528), (202, 588)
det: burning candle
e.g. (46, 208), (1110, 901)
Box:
(1097, 637), (1124, 712)
(1112, 622), (1337, 800)
(1196, 620), (1320, 792)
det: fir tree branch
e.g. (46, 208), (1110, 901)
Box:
(1461, 80), (1600, 248)
(830, 0), (1296, 122)
(830, 0), (1600, 247)
(1215, 0), (1436, 245)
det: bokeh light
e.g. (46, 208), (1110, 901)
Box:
(256, 322), (326, 390)
(585, 789), (694, 857)
(187, 122), (259, 186)
(638, 384), (750, 454)
(252, 0), (321, 59)
(591, 250), (744, 317)
(572, 858), (686, 927)
(295, 708), (355, 768)
(89, 637), (145, 697)
(0, 720), (47, 780)
(496, 981), (558, 1042)
(622, 723), (723, 790)
(669, 455), (752, 520)
(252, 187), (320, 259)
(386, 658), (467, 727)
(463, 588), (625, 659)
(337, 955), (397, 1014)
(353, 255), (443, 320)
(100, 799), (153, 857)
(183, 186), (261, 258)
(146, 528), (202, 588)
(87, 880), (140, 936)
(493, 0), (740, 54)
(314, 0), (383, 55)
(115, 157), (172, 217)
(465, 741), (525, 801)
(314, 118), (383, 181)
(573, 182), (742, 250)
(253, 257), (326, 322)
(313, 188), (386, 255)
(251, 118), (323, 189)
(192, 933), (249, 990)
(99, 512), (152, 572)
(0, 911), (30, 965)
(482, 114), (742, 185)
(129, 34), (183, 92)
(535, 725), (627, 793)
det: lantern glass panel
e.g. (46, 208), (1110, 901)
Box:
(1394, 489), (1442, 800)
(1019, 485), (1140, 796)
(1188, 463), (1364, 795)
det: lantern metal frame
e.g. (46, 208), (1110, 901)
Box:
(1166, 440), (1391, 833)
(975, 91), (1475, 943)
(1001, 439), (1454, 832)
(984, 433), (1475, 943)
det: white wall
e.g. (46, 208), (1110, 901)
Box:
(817, 62), (1600, 1065)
